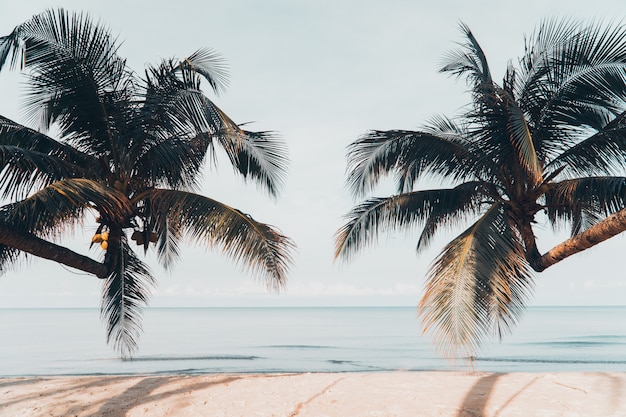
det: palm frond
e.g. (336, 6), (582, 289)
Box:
(101, 236), (155, 358)
(419, 204), (533, 359)
(0, 115), (101, 199)
(345, 128), (472, 198)
(505, 99), (542, 184)
(545, 176), (626, 235)
(440, 22), (492, 87)
(154, 215), (182, 272)
(545, 114), (626, 177)
(140, 64), (288, 196)
(178, 48), (229, 95)
(416, 182), (495, 253)
(1, 8), (132, 140)
(2, 178), (132, 239)
(133, 135), (205, 191)
(335, 186), (487, 261)
(216, 129), (289, 198)
(0, 145), (79, 200)
(144, 189), (294, 289)
(520, 19), (626, 150)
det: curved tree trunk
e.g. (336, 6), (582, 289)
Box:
(0, 222), (110, 278)
(535, 208), (626, 272)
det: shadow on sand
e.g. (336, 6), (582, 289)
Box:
(457, 371), (625, 417)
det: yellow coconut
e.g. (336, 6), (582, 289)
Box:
(100, 241), (108, 250)
(100, 231), (109, 241)
(91, 234), (103, 243)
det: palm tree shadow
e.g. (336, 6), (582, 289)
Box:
(458, 373), (547, 417)
(598, 372), (624, 413)
(457, 373), (503, 417)
(0, 376), (136, 410)
(72, 375), (245, 417)
(0, 378), (40, 389)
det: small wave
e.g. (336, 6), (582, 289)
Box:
(529, 341), (624, 348)
(327, 359), (356, 365)
(474, 357), (626, 365)
(122, 355), (260, 362)
(266, 345), (335, 350)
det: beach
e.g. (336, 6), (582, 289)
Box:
(2, 371), (625, 417)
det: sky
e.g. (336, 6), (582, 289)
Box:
(0, 0), (625, 308)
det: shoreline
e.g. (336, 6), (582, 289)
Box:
(2, 371), (625, 416)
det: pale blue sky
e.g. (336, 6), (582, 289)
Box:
(0, 0), (625, 308)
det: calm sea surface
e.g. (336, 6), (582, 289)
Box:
(0, 306), (625, 376)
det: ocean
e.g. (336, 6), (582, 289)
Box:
(0, 306), (625, 376)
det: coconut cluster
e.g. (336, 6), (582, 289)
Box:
(91, 231), (110, 250)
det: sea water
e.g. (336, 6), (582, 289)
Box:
(0, 306), (624, 376)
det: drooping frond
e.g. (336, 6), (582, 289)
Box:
(416, 182), (496, 253)
(216, 129), (289, 198)
(154, 215), (182, 272)
(0, 8), (132, 140)
(420, 204), (534, 359)
(140, 62), (288, 196)
(101, 236), (155, 358)
(143, 189), (294, 289)
(545, 111), (626, 177)
(335, 184), (488, 261)
(519, 19), (626, 154)
(178, 48), (229, 95)
(516, 18), (582, 109)
(505, 99), (543, 184)
(545, 176), (626, 235)
(345, 128), (472, 198)
(2, 178), (132, 238)
(440, 22), (493, 87)
(133, 135), (205, 191)
(141, 62), (233, 137)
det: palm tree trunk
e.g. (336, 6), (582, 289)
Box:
(518, 218), (544, 271)
(537, 208), (626, 271)
(0, 222), (110, 278)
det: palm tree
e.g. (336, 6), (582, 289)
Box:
(335, 19), (626, 359)
(0, 9), (295, 357)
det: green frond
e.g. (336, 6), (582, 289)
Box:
(144, 189), (294, 289)
(0, 9), (132, 138)
(416, 181), (496, 253)
(139, 66), (288, 196)
(0, 244), (22, 275)
(1, 178), (131, 243)
(506, 100), (542, 184)
(0, 145), (78, 200)
(0, 115), (101, 199)
(519, 19), (626, 149)
(419, 204), (533, 359)
(545, 176), (626, 235)
(216, 129), (289, 198)
(440, 22), (492, 86)
(345, 128), (472, 198)
(335, 186), (486, 261)
(154, 216), (182, 272)
(546, 114), (626, 177)
(179, 48), (229, 95)
(133, 135), (205, 191)
(101, 237), (155, 358)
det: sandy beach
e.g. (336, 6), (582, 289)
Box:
(1, 371), (625, 417)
